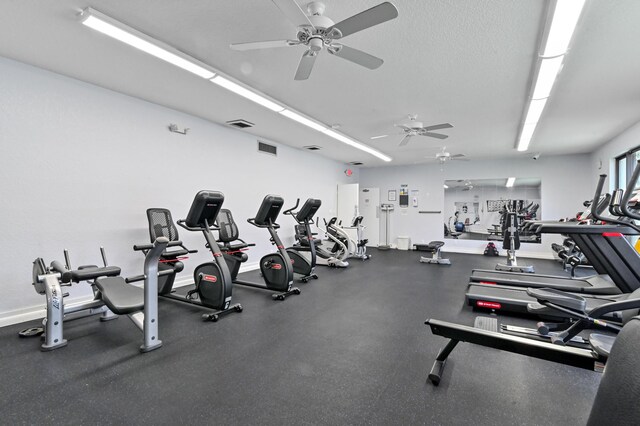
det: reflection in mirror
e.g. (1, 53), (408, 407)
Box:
(443, 178), (542, 244)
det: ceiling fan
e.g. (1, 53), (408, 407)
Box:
(229, 1), (399, 80)
(426, 147), (469, 165)
(371, 115), (453, 146)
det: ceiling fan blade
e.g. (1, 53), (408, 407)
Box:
(326, 2), (399, 39)
(450, 154), (466, 158)
(230, 40), (298, 51)
(422, 132), (449, 139)
(328, 44), (383, 69)
(294, 50), (317, 80)
(423, 123), (453, 131)
(399, 135), (412, 146)
(271, 0), (315, 29)
(370, 134), (389, 140)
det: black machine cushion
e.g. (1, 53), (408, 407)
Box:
(414, 241), (444, 253)
(587, 316), (640, 425)
(94, 276), (144, 315)
(67, 266), (122, 283)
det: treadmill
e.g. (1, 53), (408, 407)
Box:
(466, 170), (640, 319)
(470, 184), (640, 296)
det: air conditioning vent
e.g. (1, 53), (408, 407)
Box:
(348, 161), (363, 166)
(226, 119), (254, 129)
(303, 145), (322, 151)
(258, 141), (277, 156)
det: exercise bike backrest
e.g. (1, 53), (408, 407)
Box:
(146, 208), (194, 256)
(247, 194), (285, 229)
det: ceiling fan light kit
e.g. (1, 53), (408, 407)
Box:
(79, 5), (392, 162)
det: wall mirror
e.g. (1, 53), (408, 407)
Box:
(443, 178), (542, 243)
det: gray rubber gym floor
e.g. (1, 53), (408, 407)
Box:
(1, 250), (600, 425)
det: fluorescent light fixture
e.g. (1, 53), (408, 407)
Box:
(80, 8), (215, 79)
(506, 177), (516, 188)
(543, 0), (586, 57)
(78, 8), (391, 163)
(370, 135), (388, 140)
(210, 76), (284, 112)
(532, 56), (564, 99)
(517, 123), (537, 152)
(279, 109), (326, 132)
(322, 129), (392, 162)
(443, 184), (449, 189)
(524, 98), (548, 125)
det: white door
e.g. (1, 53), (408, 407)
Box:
(337, 183), (359, 226)
(359, 187), (380, 246)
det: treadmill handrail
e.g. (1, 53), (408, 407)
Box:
(592, 174), (640, 232)
(620, 160), (640, 221)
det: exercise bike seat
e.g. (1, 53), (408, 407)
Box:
(94, 276), (144, 315)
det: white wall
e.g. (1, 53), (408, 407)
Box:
(590, 119), (640, 190)
(359, 155), (593, 257)
(0, 57), (357, 324)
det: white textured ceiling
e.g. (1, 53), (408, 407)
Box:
(1, 1), (639, 167)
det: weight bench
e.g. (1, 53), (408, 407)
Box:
(27, 238), (174, 353)
(415, 241), (451, 265)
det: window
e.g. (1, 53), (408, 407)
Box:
(615, 146), (640, 189)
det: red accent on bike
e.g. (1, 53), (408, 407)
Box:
(479, 281), (497, 285)
(203, 274), (217, 283)
(476, 301), (501, 309)
(224, 248), (249, 255)
(602, 232), (623, 237)
(159, 256), (188, 263)
(272, 264), (282, 270)
(277, 245), (284, 249)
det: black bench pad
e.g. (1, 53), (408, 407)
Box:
(94, 276), (144, 315)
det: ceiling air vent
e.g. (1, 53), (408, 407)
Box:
(226, 119), (254, 129)
(257, 141), (277, 156)
(303, 145), (322, 151)
(348, 161), (363, 166)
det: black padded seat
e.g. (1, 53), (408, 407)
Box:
(587, 316), (640, 425)
(94, 277), (144, 315)
(220, 242), (250, 252)
(67, 266), (122, 283)
(161, 248), (189, 258)
(415, 241), (445, 253)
